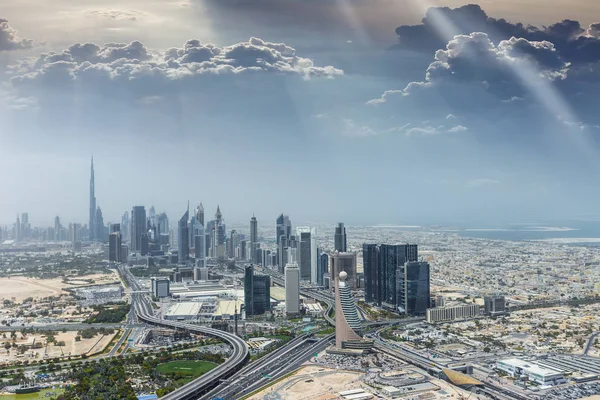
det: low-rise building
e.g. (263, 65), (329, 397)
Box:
(426, 304), (480, 323)
(496, 358), (566, 387)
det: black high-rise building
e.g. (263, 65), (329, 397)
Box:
(334, 222), (347, 252)
(178, 208), (190, 264)
(363, 243), (419, 309)
(317, 251), (329, 287)
(109, 229), (122, 262)
(244, 265), (271, 316)
(131, 206), (146, 253)
(276, 214), (291, 245)
(396, 261), (430, 316)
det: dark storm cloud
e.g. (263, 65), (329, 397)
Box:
(370, 33), (568, 105)
(393, 4), (600, 65)
(0, 19), (33, 51)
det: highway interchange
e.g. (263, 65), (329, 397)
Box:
(116, 263), (526, 400)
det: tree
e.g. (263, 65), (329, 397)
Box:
(483, 346), (491, 353)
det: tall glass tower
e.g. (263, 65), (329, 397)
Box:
(89, 157), (96, 241)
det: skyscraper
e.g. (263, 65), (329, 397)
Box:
(244, 265), (271, 317)
(396, 261), (430, 316)
(296, 227), (317, 283)
(330, 252), (357, 289)
(335, 271), (363, 349)
(131, 206), (146, 253)
(334, 222), (347, 252)
(109, 226), (122, 263)
(192, 206), (205, 267)
(15, 215), (21, 242)
(363, 244), (419, 308)
(197, 202), (204, 226)
(214, 206), (226, 261)
(178, 207), (190, 264)
(276, 214), (291, 245)
(121, 211), (131, 244)
(95, 206), (105, 242)
(285, 262), (300, 315)
(250, 214), (258, 262)
(278, 236), (289, 274)
(318, 252), (329, 287)
(54, 216), (61, 241)
(89, 156), (96, 241)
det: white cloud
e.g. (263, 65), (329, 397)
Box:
(0, 19), (33, 51)
(448, 125), (468, 133)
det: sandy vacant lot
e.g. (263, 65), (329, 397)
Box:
(0, 273), (119, 302)
(0, 330), (118, 364)
(248, 366), (363, 400)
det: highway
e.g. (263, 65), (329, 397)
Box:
(203, 334), (334, 399)
(118, 265), (250, 400)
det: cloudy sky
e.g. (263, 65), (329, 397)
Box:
(2, 0), (600, 227)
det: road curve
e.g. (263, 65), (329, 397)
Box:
(119, 266), (249, 400)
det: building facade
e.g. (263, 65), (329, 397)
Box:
(330, 252), (357, 290)
(363, 243), (419, 308)
(244, 265), (271, 317)
(334, 222), (347, 252)
(397, 261), (430, 316)
(297, 227), (317, 283)
(335, 271), (363, 349)
(285, 262), (300, 315)
(426, 304), (480, 323)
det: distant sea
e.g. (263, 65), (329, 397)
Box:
(454, 219), (600, 243)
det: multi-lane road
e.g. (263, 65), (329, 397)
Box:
(118, 265), (250, 400)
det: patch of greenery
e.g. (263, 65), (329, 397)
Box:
(85, 303), (130, 323)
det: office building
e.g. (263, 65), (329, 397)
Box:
(250, 214), (258, 262)
(54, 216), (61, 241)
(131, 206), (146, 253)
(197, 202), (204, 226)
(193, 222), (205, 267)
(244, 265), (271, 317)
(334, 271), (363, 349)
(297, 227), (317, 283)
(211, 206), (226, 261)
(141, 232), (149, 256)
(334, 222), (347, 252)
(178, 207), (190, 264)
(70, 223), (81, 245)
(318, 252), (329, 287)
(278, 236), (289, 273)
(109, 230), (122, 263)
(151, 277), (170, 298)
(121, 212), (131, 243)
(276, 214), (291, 245)
(397, 261), (430, 316)
(285, 262), (300, 315)
(484, 295), (506, 316)
(95, 206), (105, 242)
(363, 243), (419, 308)
(330, 252), (357, 290)
(426, 304), (480, 323)
(193, 267), (209, 281)
(89, 156), (96, 241)
(14, 215), (21, 242)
